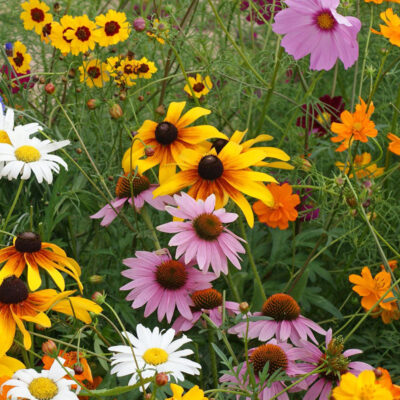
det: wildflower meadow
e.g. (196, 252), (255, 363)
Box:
(1, 0), (400, 399)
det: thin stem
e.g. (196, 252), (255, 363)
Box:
(141, 206), (161, 250)
(2, 180), (24, 234)
(207, 328), (219, 388)
(358, 4), (373, 99)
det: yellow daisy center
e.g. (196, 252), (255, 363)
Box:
(316, 112), (331, 125)
(359, 385), (377, 400)
(353, 122), (362, 131)
(143, 348), (168, 365)
(316, 11), (335, 30)
(15, 145), (41, 162)
(28, 377), (58, 400)
(0, 130), (11, 144)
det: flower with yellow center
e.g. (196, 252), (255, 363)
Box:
(336, 152), (384, 179)
(78, 59), (110, 88)
(8, 41), (31, 74)
(166, 383), (208, 400)
(153, 140), (278, 227)
(63, 15), (97, 56)
(133, 57), (157, 79)
(48, 15), (76, 54)
(333, 370), (393, 400)
(95, 9), (131, 47)
(109, 324), (201, 389)
(3, 357), (80, 400)
(122, 101), (227, 183)
(184, 74), (213, 98)
(20, 0), (52, 35)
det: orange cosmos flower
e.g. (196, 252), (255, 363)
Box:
(387, 132), (400, 155)
(366, 0), (400, 3)
(331, 99), (377, 152)
(0, 232), (82, 292)
(43, 350), (93, 383)
(372, 8), (400, 47)
(380, 260), (398, 271)
(252, 183), (300, 230)
(335, 152), (384, 179)
(79, 376), (103, 400)
(376, 368), (400, 399)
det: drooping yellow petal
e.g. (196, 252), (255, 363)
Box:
(153, 170), (198, 197)
(179, 126), (227, 144)
(257, 161), (294, 170)
(165, 102), (186, 125)
(21, 311), (51, 328)
(25, 254), (42, 291)
(0, 355), (25, 376)
(12, 312), (31, 350)
(176, 107), (211, 129)
(0, 313), (15, 355)
(230, 130), (247, 144)
(223, 184), (255, 227)
(51, 297), (102, 324)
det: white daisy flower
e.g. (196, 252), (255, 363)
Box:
(2, 357), (79, 400)
(0, 134), (69, 184)
(109, 324), (201, 388)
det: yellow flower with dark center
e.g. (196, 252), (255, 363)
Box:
(48, 15), (76, 54)
(63, 15), (97, 56)
(184, 74), (213, 98)
(95, 9), (130, 47)
(20, 0), (52, 35)
(119, 58), (138, 87)
(8, 41), (31, 74)
(133, 57), (157, 79)
(79, 59), (110, 88)
(122, 102), (227, 183)
(153, 140), (278, 227)
(0, 232), (82, 292)
(40, 21), (55, 43)
(336, 152), (384, 179)
(166, 383), (208, 400)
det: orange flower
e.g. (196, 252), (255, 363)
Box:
(365, 0), (400, 3)
(331, 99), (377, 152)
(79, 376), (103, 400)
(380, 260), (398, 271)
(335, 152), (384, 179)
(253, 183), (300, 230)
(379, 305), (400, 324)
(376, 367), (400, 399)
(42, 350), (93, 383)
(349, 266), (395, 311)
(0, 376), (12, 400)
(387, 133), (400, 155)
(372, 9), (400, 47)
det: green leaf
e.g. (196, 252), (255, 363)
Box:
(79, 378), (153, 397)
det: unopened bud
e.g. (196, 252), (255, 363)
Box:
(155, 373), (168, 386)
(42, 340), (57, 356)
(108, 176), (114, 181)
(133, 17), (146, 32)
(76, 87), (81, 93)
(32, 75), (39, 83)
(39, 76), (46, 84)
(155, 105), (165, 115)
(54, 2), (61, 12)
(144, 394), (152, 400)
(92, 291), (106, 304)
(145, 146), (155, 157)
(109, 103), (123, 119)
(45, 82), (55, 94)
(75, 148), (82, 154)
(87, 98), (99, 110)
(374, 368), (383, 378)
(89, 274), (104, 284)
(73, 363), (84, 375)
(239, 302), (249, 314)
(119, 90), (127, 101)
(68, 68), (76, 79)
(346, 197), (357, 208)
(138, 95), (144, 101)
(61, 76), (67, 83)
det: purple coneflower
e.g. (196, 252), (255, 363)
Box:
(157, 192), (245, 277)
(121, 250), (216, 323)
(229, 293), (325, 345)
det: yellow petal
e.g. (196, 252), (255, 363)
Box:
(230, 130), (247, 144)
(25, 255), (42, 291)
(0, 355), (25, 376)
(0, 314), (15, 355)
(22, 312), (51, 328)
(12, 313), (31, 350)
(257, 161), (294, 170)
(165, 102), (186, 125)
(176, 107), (211, 128)
(153, 170), (198, 196)
(260, 147), (290, 161)
(179, 126), (227, 144)
(170, 384), (184, 399)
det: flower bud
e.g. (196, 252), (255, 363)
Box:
(87, 98), (99, 110)
(45, 83), (55, 94)
(68, 68), (76, 79)
(89, 275), (104, 284)
(73, 363), (84, 375)
(239, 302), (249, 314)
(92, 291), (106, 305)
(54, 2), (61, 12)
(39, 76), (46, 84)
(133, 17), (146, 32)
(109, 103), (123, 119)
(42, 340), (57, 356)
(75, 148), (82, 154)
(374, 368), (383, 378)
(138, 95), (144, 101)
(119, 90), (127, 101)
(108, 176), (114, 181)
(155, 373), (168, 386)
(155, 105), (165, 115)
(145, 146), (155, 157)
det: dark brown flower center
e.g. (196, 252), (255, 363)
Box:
(115, 173), (150, 198)
(62, 27), (73, 43)
(75, 26), (91, 41)
(31, 7), (45, 22)
(124, 64), (134, 75)
(250, 344), (288, 376)
(13, 52), (24, 67)
(156, 260), (188, 290)
(192, 288), (222, 310)
(15, 232), (42, 253)
(0, 276), (29, 304)
(193, 82), (205, 92)
(193, 213), (223, 241)
(155, 122), (178, 145)
(138, 63), (149, 73)
(212, 139), (228, 154)
(198, 155), (224, 180)
(42, 22), (52, 37)
(88, 66), (101, 79)
(104, 20), (120, 36)
(262, 293), (300, 321)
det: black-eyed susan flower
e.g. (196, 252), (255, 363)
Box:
(0, 275), (102, 354)
(184, 74), (212, 98)
(63, 15), (97, 56)
(20, 0), (52, 35)
(0, 354), (25, 377)
(122, 102), (226, 183)
(153, 141), (278, 227)
(95, 9), (130, 47)
(78, 59), (109, 88)
(7, 41), (31, 75)
(0, 232), (82, 291)
(49, 15), (75, 54)
(133, 57), (157, 79)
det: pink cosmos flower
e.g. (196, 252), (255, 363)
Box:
(229, 293), (325, 345)
(272, 0), (361, 71)
(172, 288), (240, 332)
(121, 250), (216, 323)
(292, 329), (372, 400)
(91, 172), (173, 226)
(157, 192), (245, 277)
(220, 340), (308, 400)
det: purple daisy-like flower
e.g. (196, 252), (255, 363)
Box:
(272, 0), (361, 71)
(229, 293), (325, 345)
(91, 172), (173, 226)
(121, 250), (216, 323)
(220, 340), (308, 400)
(292, 329), (372, 400)
(157, 192), (245, 277)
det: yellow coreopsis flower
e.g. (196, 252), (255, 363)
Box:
(8, 41), (31, 74)
(79, 59), (110, 88)
(166, 383), (208, 400)
(95, 9), (131, 46)
(184, 74), (213, 98)
(64, 15), (97, 55)
(49, 15), (75, 54)
(133, 57), (157, 79)
(20, 0), (52, 35)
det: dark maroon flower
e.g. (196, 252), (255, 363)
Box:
(296, 95), (345, 137)
(240, 0), (283, 24)
(1, 65), (35, 94)
(296, 189), (319, 221)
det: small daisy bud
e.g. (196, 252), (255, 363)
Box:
(239, 302), (249, 314)
(301, 158), (311, 171)
(155, 373), (168, 386)
(350, 209), (357, 217)
(145, 146), (155, 157)
(45, 83), (55, 94)
(73, 363), (84, 375)
(155, 105), (165, 115)
(363, 180), (372, 189)
(89, 274), (104, 284)
(133, 17), (146, 32)
(346, 197), (357, 208)
(54, 2), (61, 12)
(138, 95), (144, 101)
(362, 199), (371, 209)
(39, 76), (46, 84)
(68, 69), (76, 79)
(157, 23), (166, 31)
(119, 91), (127, 101)
(87, 99), (99, 110)
(108, 175), (114, 181)
(42, 340), (57, 357)
(76, 148), (82, 154)
(109, 103), (123, 119)
(92, 291), (106, 304)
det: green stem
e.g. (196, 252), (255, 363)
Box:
(358, 4), (373, 99)
(141, 206), (161, 250)
(207, 328), (219, 388)
(223, 269), (241, 303)
(2, 180), (24, 234)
